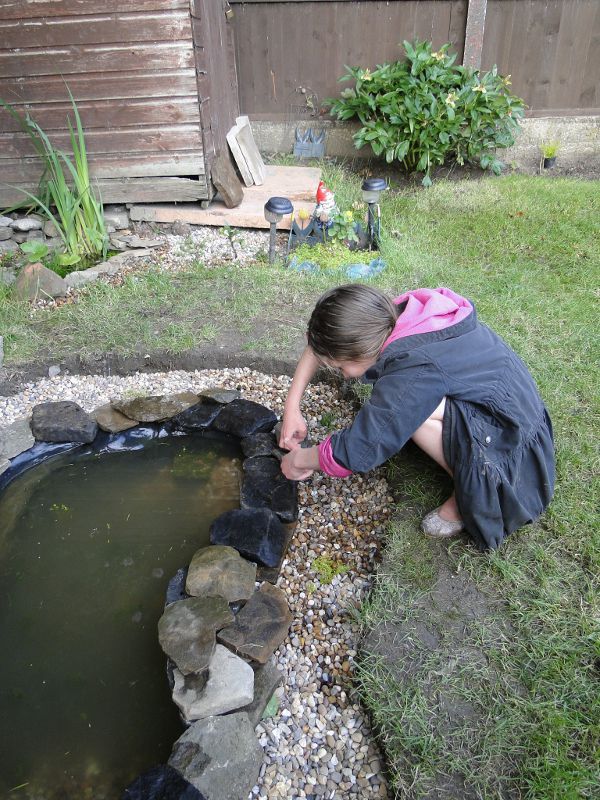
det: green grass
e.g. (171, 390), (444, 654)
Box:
(1, 167), (599, 797)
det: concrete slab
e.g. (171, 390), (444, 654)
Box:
(129, 165), (320, 230)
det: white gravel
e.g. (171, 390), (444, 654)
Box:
(0, 368), (392, 799)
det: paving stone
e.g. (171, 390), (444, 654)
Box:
(30, 401), (98, 443)
(218, 582), (292, 665)
(0, 417), (34, 461)
(112, 392), (199, 422)
(209, 507), (288, 569)
(168, 713), (262, 800)
(186, 545), (256, 603)
(172, 644), (254, 722)
(92, 403), (138, 433)
(158, 596), (233, 675)
(211, 398), (277, 437)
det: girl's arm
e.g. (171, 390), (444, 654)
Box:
(279, 345), (320, 450)
(280, 444), (320, 480)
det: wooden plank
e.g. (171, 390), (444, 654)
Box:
(463, 0), (488, 69)
(0, 97), (200, 133)
(0, 125), (203, 160)
(0, 0), (189, 20)
(0, 10), (191, 49)
(0, 42), (195, 78)
(1, 152), (205, 182)
(0, 71), (198, 104)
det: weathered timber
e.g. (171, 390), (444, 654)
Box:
(0, 0), (189, 20)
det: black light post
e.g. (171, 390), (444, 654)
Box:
(264, 197), (294, 264)
(361, 178), (387, 248)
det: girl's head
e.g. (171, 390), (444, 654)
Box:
(307, 284), (399, 369)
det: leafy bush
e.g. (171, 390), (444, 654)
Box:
(0, 90), (108, 267)
(327, 40), (525, 185)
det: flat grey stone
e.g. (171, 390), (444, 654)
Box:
(30, 401), (98, 443)
(158, 596), (234, 675)
(112, 392), (199, 422)
(92, 403), (138, 433)
(218, 582), (292, 665)
(114, 234), (163, 248)
(93, 260), (121, 276)
(0, 227), (12, 240)
(43, 219), (60, 237)
(211, 152), (243, 208)
(103, 210), (129, 229)
(0, 215), (12, 227)
(0, 417), (34, 461)
(64, 268), (99, 289)
(209, 507), (288, 569)
(0, 240), (18, 253)
(48, 365), (61, 378)
(168, 713), (263, 800)
(11, 216), (43, 231)
(236, 658), (283, 727)
(0, 267), (16, 286)
(186, 545), (257, 603)
(14, 262), (68, 301)
(199, 387), (241, 405)
(26, 230), (44, 241)
(211, 398), (277, 437)
(109, 236), (128, 251)
(172, 644), (254, 722)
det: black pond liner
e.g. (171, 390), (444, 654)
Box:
(0, 398), (298, 798)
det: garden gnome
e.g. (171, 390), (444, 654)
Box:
(314, 180), (337, 232)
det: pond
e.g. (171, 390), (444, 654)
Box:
(0, 431), (242, 798)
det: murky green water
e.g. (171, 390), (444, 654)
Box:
(0, 433), (242, 799)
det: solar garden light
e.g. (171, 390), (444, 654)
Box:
(361, 177), (387, 248)
(264, 196), (294, 264)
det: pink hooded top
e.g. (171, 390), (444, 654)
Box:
(318, 287), (473, 477)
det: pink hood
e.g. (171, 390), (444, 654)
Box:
(382, 287), (473, 349)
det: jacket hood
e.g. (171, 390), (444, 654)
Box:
(382, 288), (473, 349)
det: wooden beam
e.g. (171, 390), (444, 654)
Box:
(463, 0), (487, 70)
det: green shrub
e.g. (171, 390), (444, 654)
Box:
(327, 40), (525, 185)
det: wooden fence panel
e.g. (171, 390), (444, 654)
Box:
(482, 0), (600, 113)
(230, 0), (467, 117)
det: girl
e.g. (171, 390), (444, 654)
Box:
(279, 284), (555, 550)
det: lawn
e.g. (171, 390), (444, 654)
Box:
(1, 168), (598, 798)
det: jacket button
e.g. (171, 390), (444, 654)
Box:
(485, 435), (491, 444)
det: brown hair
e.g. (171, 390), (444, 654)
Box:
(307, 284), (400, 362)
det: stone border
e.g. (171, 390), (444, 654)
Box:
(0, 388), (298, 800)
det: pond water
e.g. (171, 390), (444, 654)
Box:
(0, 432), (242, 799)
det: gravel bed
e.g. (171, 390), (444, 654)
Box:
(0, 368), (392, 799)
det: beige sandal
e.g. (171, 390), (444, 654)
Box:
(421, 508), (464, 538)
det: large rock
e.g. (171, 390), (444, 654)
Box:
(14, 262), (68, 301)
(209, 508), (288, 569)
(211, 152), (244, 208)
(121, 764), (205, 800)
(240, 432), (278, 458)
(30, 401), (98, 443)
(172, 644), (254, 722)
(168, 713), (262, 800)
(158, 596), (233, 675)
(241, 455), (298, 523)
(0, 417), (35, 461)
(236, 658), (283, 727)
(211, 399), (277, 438)
(218, 582), (292, 665)
(92, 403), (138, 433)
(186, 545), (256, 603)
(112, 392), (199, 422)
(171, 402), (222, 433)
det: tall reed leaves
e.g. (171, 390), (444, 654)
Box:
(0, 90), (108, 266)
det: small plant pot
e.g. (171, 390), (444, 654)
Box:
(543, 156), (557, 169)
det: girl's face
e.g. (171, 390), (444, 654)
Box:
(323, 356), (377, 379)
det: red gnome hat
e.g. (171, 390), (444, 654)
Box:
(316, 180), (332, 204)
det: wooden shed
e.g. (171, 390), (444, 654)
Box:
(0, 0), (239, 207)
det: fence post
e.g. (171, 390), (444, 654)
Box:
(463, 0), (488, 70)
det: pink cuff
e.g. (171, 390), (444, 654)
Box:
(318, 435), (353, 478)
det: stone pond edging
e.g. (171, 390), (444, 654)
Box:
(0, 387), (300, 800)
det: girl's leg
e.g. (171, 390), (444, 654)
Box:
(411, 398), (461, 522)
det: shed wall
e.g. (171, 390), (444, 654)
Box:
(0, 0), (209, 206)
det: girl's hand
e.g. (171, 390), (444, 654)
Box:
(279, 408), (308, 451)
(281, 445), (320, 481)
